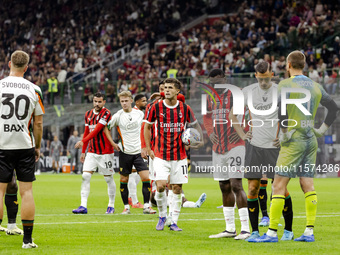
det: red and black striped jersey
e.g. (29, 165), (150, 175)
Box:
(141, 94), (186, 150)
(83, 107), (113, 155)
(144, 100), (197, 161)
(141, 100), (159, 149)
(203, 90), (245, 154)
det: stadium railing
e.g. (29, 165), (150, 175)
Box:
(41, 68), (340, 107)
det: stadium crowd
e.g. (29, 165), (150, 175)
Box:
(1, 0), (340, 103)
(117, 0), (340, 96)
(0, 0), (206, 88)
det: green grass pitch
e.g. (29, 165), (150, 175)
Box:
(1, 174), (340, 254)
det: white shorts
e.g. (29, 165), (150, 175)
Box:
(212, 146), (245, 181)
(83, 153), (115, 175)
(153, 157), (188, 184)
(149, 157), (156, 180)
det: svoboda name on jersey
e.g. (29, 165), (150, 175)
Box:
(2, 82), (30, 89)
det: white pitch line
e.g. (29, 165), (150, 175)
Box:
(34, 212), (340, 217)
(34, 212), (224, 217)
(33, 214), (340, 225)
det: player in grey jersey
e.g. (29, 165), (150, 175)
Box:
(50, 135), (63, 173)
(230, 61), (293, 241)
(67, 130), (81, 174)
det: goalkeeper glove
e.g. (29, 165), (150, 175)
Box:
(279, 129), (296, 144)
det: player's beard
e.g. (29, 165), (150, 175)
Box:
(95, 106), (102, 112)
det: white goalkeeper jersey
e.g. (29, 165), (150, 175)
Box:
(108, 108), (144, 155)
(242, 82), (280, 149)
(0, 76), (45, 150)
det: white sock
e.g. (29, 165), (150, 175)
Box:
(223, 206), (235, 232)
(167, 190), (173, 221)
(267, 229), (278, 237)
(124, 204), (130, 210)
(155, 191), (167, 217)
(238, 207), (250, 232)
(128, 173), (138, 204)
(104, 175), (116, 207)
(144, 202), (150, 209)
(134, 172), (141, 185)
(81, 172), (92, 208)
(171, 193), (182, 225)
(7, 223), (16, 230)
(304, 227), (314, 236)
(168, 189), (173, 208)
(183, 201), (196, 208)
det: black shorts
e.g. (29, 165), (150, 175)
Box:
(244, 143), (279, 179)
(0, 148), (36, 183)
(119, 151), (148, 176)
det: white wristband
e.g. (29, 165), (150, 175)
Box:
(318, 123), (329, 135)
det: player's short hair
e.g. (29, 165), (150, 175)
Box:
(255, 61), (272, 74)
(93, 92), (105, 100)
(287, 50), (305, 70)
(164, 78), (182, 90)
(134, 93), (146, 102)
(11, 50), (29, 69)
(159, 80), (165, 86)
(208, 69), (225, 78)
(118, 91), (133, 98)
(208, 68), (226, 84)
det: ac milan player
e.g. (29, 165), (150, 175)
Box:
(142, 85), (187, 225)
(72, 92), (116, 214)
(144, 78), (203, 231)
(141, 81), (187, 221)
(141, 81), (165, 206)
(203, 69), (250, 240)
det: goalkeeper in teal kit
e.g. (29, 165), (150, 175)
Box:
(250, 50), (339, 243)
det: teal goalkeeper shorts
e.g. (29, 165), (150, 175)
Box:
(275, 136), (317, 178)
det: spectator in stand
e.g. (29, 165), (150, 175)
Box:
(308, 65), (320, 83)
(47, 74), (58, 105)
(326, 69), (339, 94)
(83, 84), (94, 103)
(333, 57), (340, 69)
(317, 59), (327, 76)
(276, 56), (286, 74)
(57, 64), (67, 85)
(74, 58), (86, 82)
(321, 44), (331, 65)
(333, 36), (340, 56)
(106, 84), (116, 103)
(167, 63), (178, 78)
(57, 64), (68, 96)
(130, 43), (142, 64)
(129, 81), (139, 95)
(119, 80), (129, 92)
